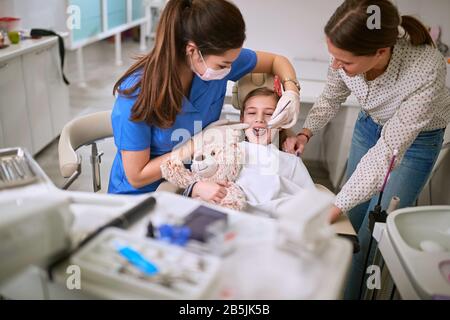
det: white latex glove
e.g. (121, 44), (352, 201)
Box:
(268, 90), (300, 129)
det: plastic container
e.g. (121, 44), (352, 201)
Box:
(0, 17), (21, 32)
(70, 227), (222, 299)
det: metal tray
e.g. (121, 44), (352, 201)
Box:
(0, 147), (38, 190)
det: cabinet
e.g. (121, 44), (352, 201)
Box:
(0, 57), (33, 153)
(22, 47), (54, 153)
(0, 37), (70, 155)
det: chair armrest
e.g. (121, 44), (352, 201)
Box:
(58, 111), (112, 178)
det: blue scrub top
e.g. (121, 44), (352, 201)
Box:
(108, 48), (257, 194)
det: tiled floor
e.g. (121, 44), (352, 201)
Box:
(35, 37), (334, 194)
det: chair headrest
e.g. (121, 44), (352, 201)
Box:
(231, 73), (275, 111)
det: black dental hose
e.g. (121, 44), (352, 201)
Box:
(358, 150), (398, 299)
(30, 29), (70, 85)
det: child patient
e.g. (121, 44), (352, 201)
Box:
(189, 87), (315, 215)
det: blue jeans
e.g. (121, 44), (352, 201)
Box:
(344, 111), (445, 300)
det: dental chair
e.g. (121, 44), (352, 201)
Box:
(57, 74), (356, 248)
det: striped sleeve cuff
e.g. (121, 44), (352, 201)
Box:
(183, 182), (198, 198)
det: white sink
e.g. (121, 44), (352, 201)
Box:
(393, 208), (450, 252)
(387, 206), (450, 299)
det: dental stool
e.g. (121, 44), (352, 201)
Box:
(58, 110), (185, 194)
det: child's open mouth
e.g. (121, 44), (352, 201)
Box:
(253, 127), (267, 137)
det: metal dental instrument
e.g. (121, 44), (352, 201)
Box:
(12, 157), (25, 178)
(0, 163), (7, 181)
(6, 160), (18, 180)
(18, 156), (33, 178)
(268, 100), (292, 129)
(0, 161), (11, 181)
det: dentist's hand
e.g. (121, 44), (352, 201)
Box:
(268, 90), (300, 129)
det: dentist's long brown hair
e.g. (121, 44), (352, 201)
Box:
(113, 0), (246, 128)
(325, 0), (434, 56)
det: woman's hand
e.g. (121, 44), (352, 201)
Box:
(268, 90), (300, 129)
(328, 205), (343, 224)
(192, 181), (230, 203)
(282, 132), (309, 156)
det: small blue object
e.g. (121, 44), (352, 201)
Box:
(116, 245), (159, 276)
(158, 224), (191, 246)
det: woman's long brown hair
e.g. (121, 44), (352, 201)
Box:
(113, 0), (246, 128)
(325, 0), (435, 56)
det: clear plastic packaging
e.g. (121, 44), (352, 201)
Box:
(70, 227), (222, 299)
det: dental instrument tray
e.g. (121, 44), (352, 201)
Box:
(70, 227), (221, 299)
(0, 147), (39, 190)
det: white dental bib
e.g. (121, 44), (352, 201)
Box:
(236, 141), (315, 216)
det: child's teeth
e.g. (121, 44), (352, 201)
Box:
(253, 128), (267, 136)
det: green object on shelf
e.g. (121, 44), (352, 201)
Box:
(8, 31), (20, 44)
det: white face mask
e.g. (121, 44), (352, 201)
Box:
(191, 50), (231, 81)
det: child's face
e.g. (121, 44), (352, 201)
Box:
(241, 95), (277, 145)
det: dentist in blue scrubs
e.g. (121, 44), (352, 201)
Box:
(108, 0), (301, 201)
